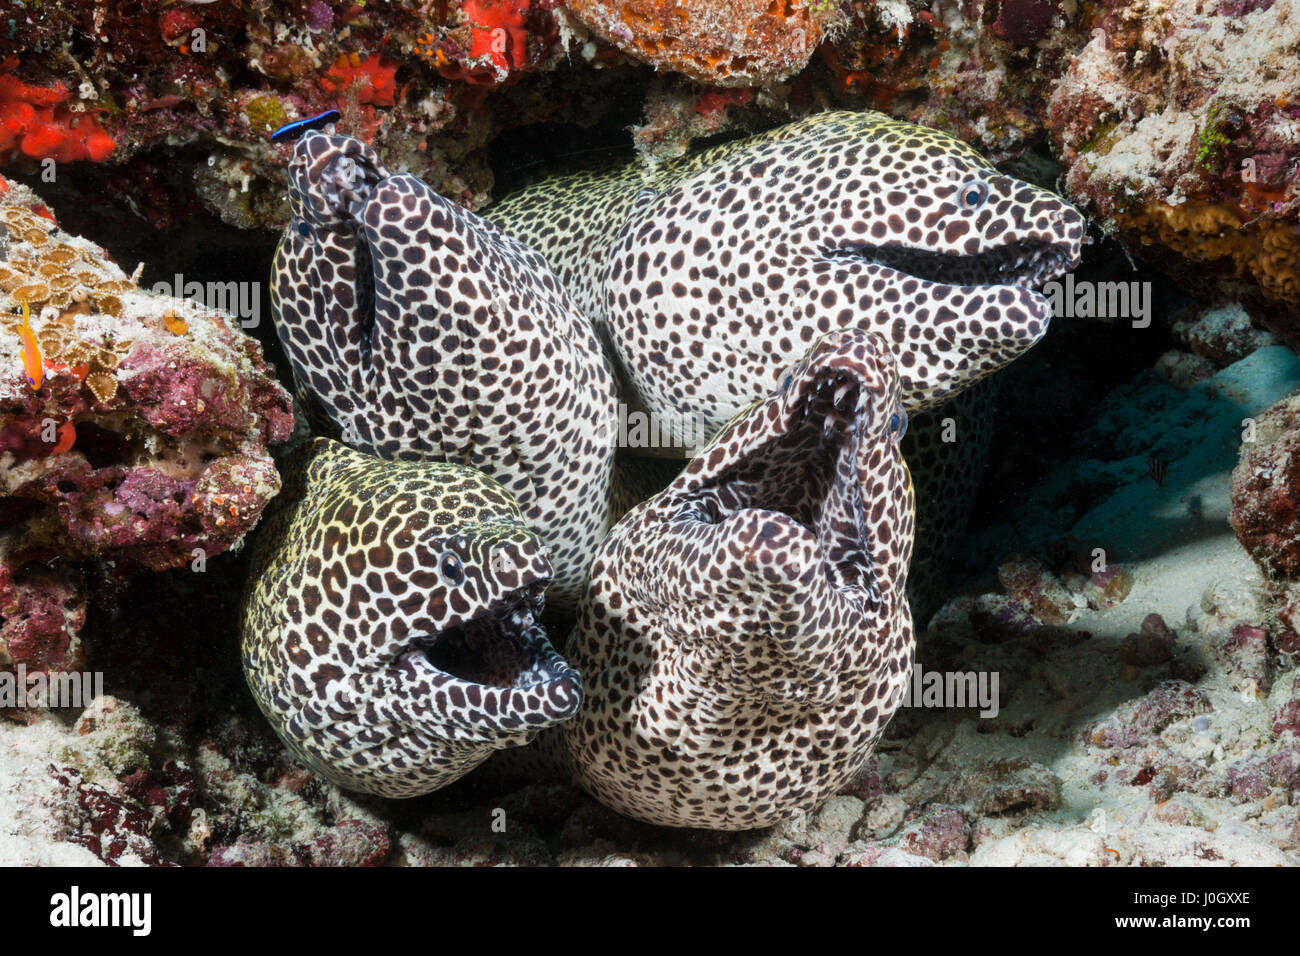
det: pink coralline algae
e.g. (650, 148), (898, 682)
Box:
(896, 805), (972, 862)
(49, 766), (164, 866)
(0, 560), (85, 720)
(207, 820), (393, 867)
(991, 0), (1058, 46)
(942, 758), (1062, 815)
(1218, 624), (1271, 691)
(1273, 695), (1300, 738)
(1083, 681), (1212, 749)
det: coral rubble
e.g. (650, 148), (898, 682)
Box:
(1231, 389), (1300, 579)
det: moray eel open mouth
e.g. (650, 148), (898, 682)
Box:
(680, 359), (888, 610)
(395, 563), (582, 737)
(657, 327), (911, 630)
(288, 132), (387, 225)
(409, 580), (568, 694)
(241, 441), (585, 798)
(564, 329), (914, 828)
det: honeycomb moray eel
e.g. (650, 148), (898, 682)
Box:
(241, 438), (582, 798)
(270, 132), (620, 614)
(488, 109), (1084, 435)
(564, 329), (915, 829)
(487, 109), (1085, 620)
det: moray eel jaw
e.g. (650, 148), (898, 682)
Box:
(402, 572), (584, 735)
(287, 131), (388, 227)
(566, 330), (915, 829)
(332, 529), (583, 746)
(662, 329), (913, 665)
(830, 212), (1078, 300)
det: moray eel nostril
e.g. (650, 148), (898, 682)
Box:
(241, 439), (583, 798)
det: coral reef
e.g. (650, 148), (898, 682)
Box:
(1, 301), (1294, 866)
(0, 0), (1298, 868)
(0, 61), (115, 163)
(1048, 0), (1300, 318)
(0, 174), (291, 714)
(0, 0), (1286, 324)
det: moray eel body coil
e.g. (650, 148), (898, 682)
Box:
(565, 330), (914, 829)
(270, 133), (619, 613)
(241, 438), (581, 798)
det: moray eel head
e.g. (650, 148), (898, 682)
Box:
(604, 110), (1085, 427)
(567, 329), (914, 828)
(673, 329), (914, 637)
(242, 440), (582, 799)
(287, 131), (389, 228)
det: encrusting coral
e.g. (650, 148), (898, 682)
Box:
(1049, 0), (1300, 317)
(0, 59), (115, 164)
(1231, 390), (1300, 579)
(566, 0), (832, 87)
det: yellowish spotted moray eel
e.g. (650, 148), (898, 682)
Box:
(242, 439), (582, 798)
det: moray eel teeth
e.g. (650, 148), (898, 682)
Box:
(679, 354), (888, 613)
(565, 329), (914, 829)
(409, 577), (563, 698)
(241, 439), (582, 799)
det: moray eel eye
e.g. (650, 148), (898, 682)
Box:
(440, 551), (465, 585)
(890, 409), (908, 438)
(958, 180), (989, 210)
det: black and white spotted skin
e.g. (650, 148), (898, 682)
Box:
(251, 112), (1075, 820)
(241, 438), (582, 798)
(489, 110), (1084, 442)
(489, 110), (1084, 620)
(563, 329), (914, 829)
(271, 133), (620, 611)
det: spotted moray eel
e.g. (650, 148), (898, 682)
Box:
(565, 329), (914, 829)
(256, 111), (1081, 813)
(241, 438), (582, 798)
(488, 110), (1084, 617)
(270, 132), (619, 613)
